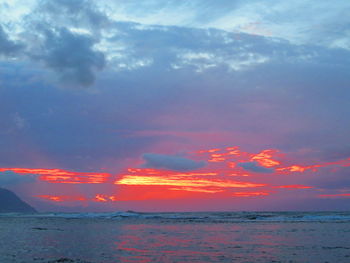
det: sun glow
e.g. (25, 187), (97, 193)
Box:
(116, 174), (266, 188)
(36, 195), (87, 202)
(232, 192), (270, 197)
(3, 145), (349, 204)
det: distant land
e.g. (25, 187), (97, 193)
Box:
(0, 188), (37, 213)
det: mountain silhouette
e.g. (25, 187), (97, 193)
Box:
(0, 188), (37, 213)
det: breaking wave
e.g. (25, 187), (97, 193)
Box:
(3, 211), (350, 222)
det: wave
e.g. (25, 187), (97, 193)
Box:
(4, 211), (350, 222)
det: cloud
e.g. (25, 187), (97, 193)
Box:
(0, 25), (23, 57)
(36, 0), (109, 33)
(0, 0), (349, 176)
(0, 171), (36, 186)
(35, 27), (105, 86)
(7, 0), (109, 87)
(101, 0), (350, 49)
(142, 153), (206, 171)
(99, 0), (241, 29)
(107, 22), (274, 73)
(239, 161), (273, 173)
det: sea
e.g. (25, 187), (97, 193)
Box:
(1, 211), (350, 262)
(2, 210), (350, 222)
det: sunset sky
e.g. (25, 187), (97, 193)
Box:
(1, 0), (350, 212)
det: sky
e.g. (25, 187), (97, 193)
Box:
(0, 0), (350, 212)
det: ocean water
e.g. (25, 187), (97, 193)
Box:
(3, 211), (350, 222)
(1, 212), (350, 262)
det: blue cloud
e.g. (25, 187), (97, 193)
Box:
(239, 161), (273, 173)
(36, 27), (105, 86)
(0, 25), (23, 57)
(142, 153), (206, 171)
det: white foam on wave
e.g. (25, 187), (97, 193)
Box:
(4, 211), (350, 222)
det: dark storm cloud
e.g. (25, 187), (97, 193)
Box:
(0, 0), (109, 87)
(25, 0), (108, 86)
(35, 27), (105, 86)
(142, 153), (206, 171)
(238, 161), (273, 173)
(0, 25), (23, 56)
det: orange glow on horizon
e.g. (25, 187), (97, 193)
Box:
(169, 187), (224, 193)
(93, 194), (119, 202)
(0, 167), (110, 184)
(232, 192), (269, 197)
(3, 145), (350, 204)
(36, 195), (87, 202)
(116, 174), (265, 188)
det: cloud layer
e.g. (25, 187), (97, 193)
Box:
(238, 161), (273, 173)
(0, 0), (349, 211)
(37, 27), (105, 86)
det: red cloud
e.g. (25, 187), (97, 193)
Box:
(2, 145), (349, 203)
(0, 168), (110, 184)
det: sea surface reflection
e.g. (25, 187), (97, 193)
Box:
(1, 217), (350, 262)
(113, 223), (284, 262)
